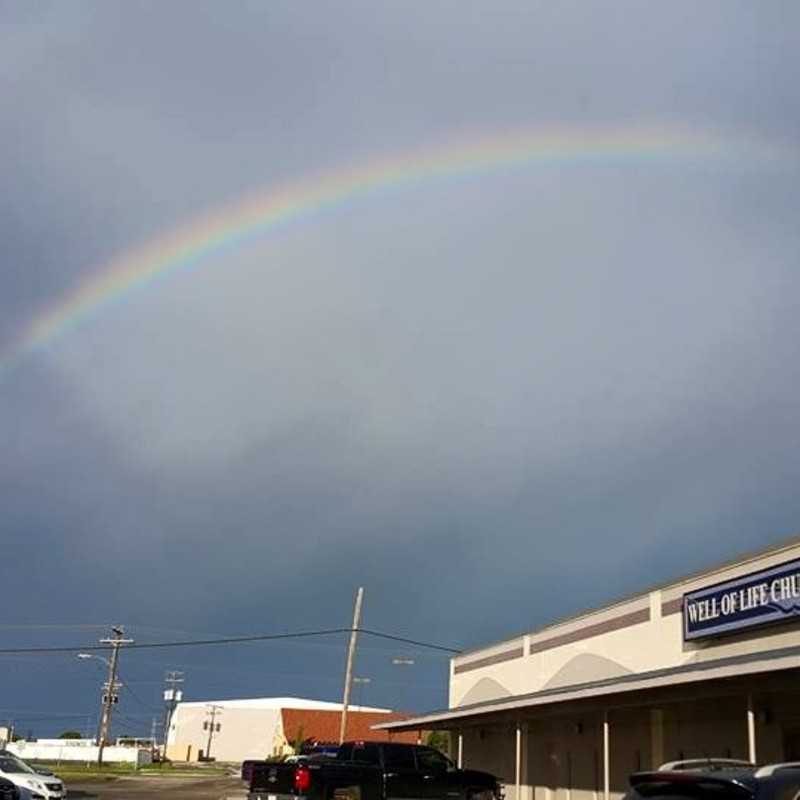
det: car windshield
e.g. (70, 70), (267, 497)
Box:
(0, 756), (35, 774)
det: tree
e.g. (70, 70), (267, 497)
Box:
(290, 725), (306, 755)
(58, 730), (82, 739)
(425, 731), (450, 755)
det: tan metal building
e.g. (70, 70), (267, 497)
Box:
(378, 536), (800, 800)
(166, 697), (412, 763)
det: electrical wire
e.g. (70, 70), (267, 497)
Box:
(117, 677), (161, 713)
(0, 627), (462, 655)
(360, 629), (461, 653)
(0, 624), (112, 631)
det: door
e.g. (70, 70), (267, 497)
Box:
(382, 744), (426, 800)
(414, 747), (453, 800)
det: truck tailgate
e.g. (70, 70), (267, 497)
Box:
(250, 763), (299, 795)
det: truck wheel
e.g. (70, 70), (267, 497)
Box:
(469, 789), (494, 800)
(333, 786), (362, 800)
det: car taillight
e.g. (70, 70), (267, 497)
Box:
(294, 766), (312, 793)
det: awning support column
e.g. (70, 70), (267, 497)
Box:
(458, 732), (464, 768)
(515, 722), (522, 800)
(747, 695), (757, 764)
(603, 711), (610, 800)
(650, 709), (664, 769)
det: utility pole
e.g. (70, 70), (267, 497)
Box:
(339, 587), (364, 744)
(161, 670), (184, 760)
(97, 626), (133, 766)
(204, 704), (223, 761)
(150, 717), (158, 760)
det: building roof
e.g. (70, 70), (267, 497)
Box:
(455, 532), (800, 661)
(176, 696), (391, 712)
(282, 708), (419, 744)
(375, 642), (800, 731)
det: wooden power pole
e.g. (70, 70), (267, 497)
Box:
(339, 587), (364, 744)
(97, 626), (133, 766)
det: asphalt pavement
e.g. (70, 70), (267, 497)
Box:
(67, 775), (246, 799)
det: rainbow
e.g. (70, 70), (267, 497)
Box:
(1, 123), (793, 377)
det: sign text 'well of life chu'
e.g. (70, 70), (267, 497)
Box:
(683, 558), (800, 641)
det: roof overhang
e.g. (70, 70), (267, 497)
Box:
(374, 644), (800, 731)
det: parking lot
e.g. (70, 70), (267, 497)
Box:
(67, 775), (245, 799)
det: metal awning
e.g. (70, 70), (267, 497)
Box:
(374, 643), (800, 731)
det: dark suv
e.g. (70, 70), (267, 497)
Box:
(625, 761), (800, 800)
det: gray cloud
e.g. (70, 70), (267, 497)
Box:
(1, 0), (799, 734)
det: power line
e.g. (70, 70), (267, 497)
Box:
(0, 709), (90, 715)
(0, 714), (93, 721)
(360, 629), (461, 654)
(0, 628), (348, 654)
(117, 676), (160, 713)
(0, 627), (462, 655)
(0, 624), (112, 631)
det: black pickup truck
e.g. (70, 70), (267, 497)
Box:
(248, 741), (500, 800)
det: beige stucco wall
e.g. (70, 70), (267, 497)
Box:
(451, 538), (800, 708)
(454, 687), (800, 800)
(166, 705), (283, 762)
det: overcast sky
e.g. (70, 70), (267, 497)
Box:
(1, 1), (799, 738)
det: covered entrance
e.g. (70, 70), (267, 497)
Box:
(377, 649), (800, 800)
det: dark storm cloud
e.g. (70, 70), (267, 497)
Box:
(1, 0), (799, 733)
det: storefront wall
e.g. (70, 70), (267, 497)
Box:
(451, 684), (800, 800)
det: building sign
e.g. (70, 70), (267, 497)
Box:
(684, 557), (800, 640)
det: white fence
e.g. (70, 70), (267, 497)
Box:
(7, 740), (153, 766)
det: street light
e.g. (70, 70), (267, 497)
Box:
(77, 653), (111, 667)
(77, 654), (108, 744)
(76, 653), (122, 750)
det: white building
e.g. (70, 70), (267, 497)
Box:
(166, 696), (414, 762)
(378, 536), (800, 800)
(8, 739), (152, 766)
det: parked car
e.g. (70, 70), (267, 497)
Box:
(0, 777), (19, 800)
(247, 741), (500, 800)
(625, 761), (800, 799)
(0, 753), (65, 800)
(656, 758), (754, 772)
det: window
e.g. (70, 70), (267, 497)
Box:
(203, 721), (208, 730)
(416, 748), (451, 773)
(772, 779), (800, 800)
(0, 757), (34, 775)
(216, 723), (221, 732)
(351, 744), (381, 765)
(382, 744), (416, 770)
(337, 745), (352, 761)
